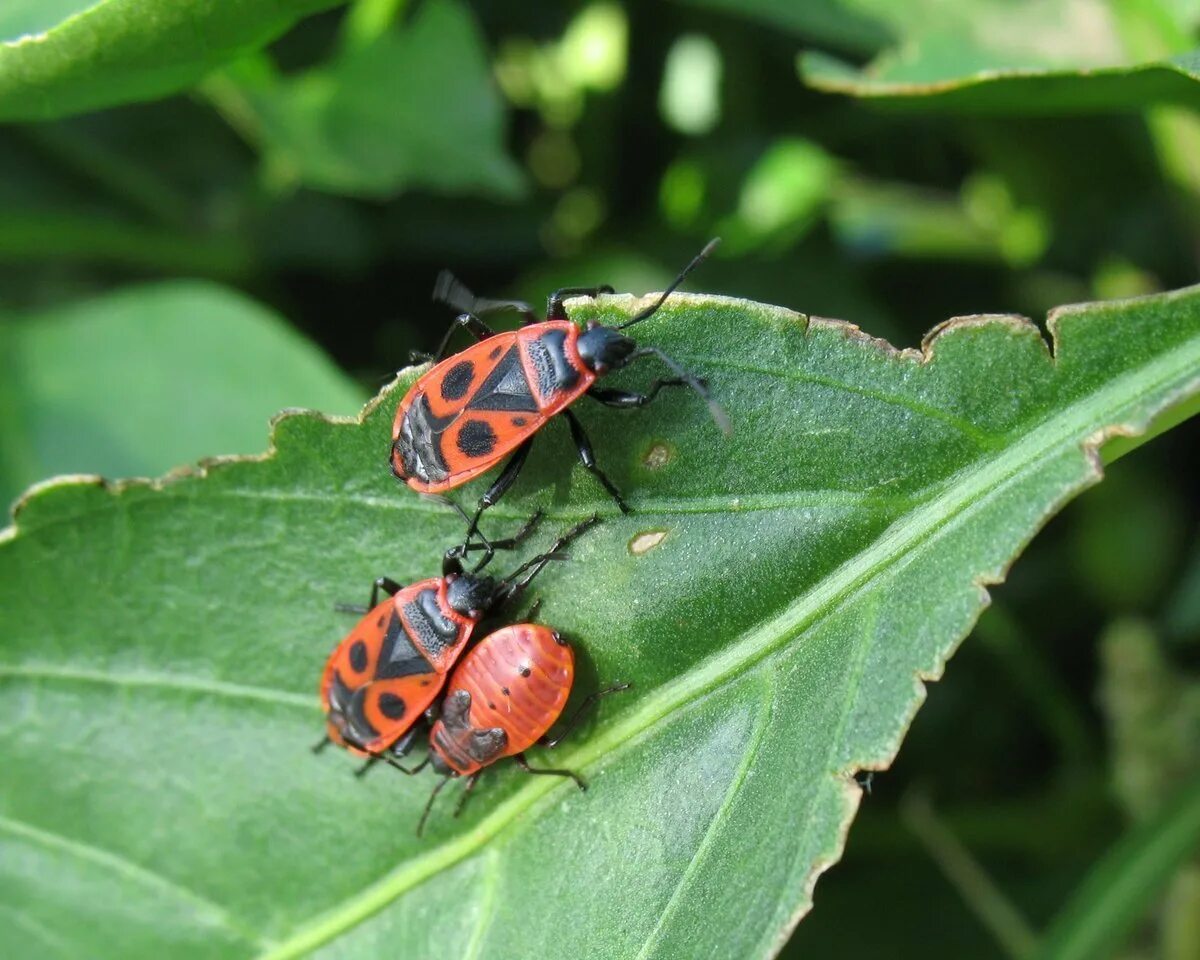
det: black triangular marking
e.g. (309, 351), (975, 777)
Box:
(467, 346), (539, 412)
(377, 610), (435, 680)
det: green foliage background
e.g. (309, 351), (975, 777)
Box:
(1, 0), (1199, 958)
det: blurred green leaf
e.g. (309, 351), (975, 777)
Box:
(0, 281), (366, 513)
(0, 284), (1197, 956)
(761, 0), (1200, 114)
(682, 0), (892, 54)
(1033, 769), (1200, 960)
(209, 0), (524, 200)
(0, 0), (345, 122)
(801, 48), (1200, 113)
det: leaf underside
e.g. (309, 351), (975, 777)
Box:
(0, 287), (1197, 959)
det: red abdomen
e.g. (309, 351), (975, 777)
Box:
(431, 624), (574, 775)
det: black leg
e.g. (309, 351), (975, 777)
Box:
(433, 496), (542, 573)
(540, 682), (631, 748)
(453, 437), (536, 565)
(452, 773), (481, 819)
(514, 752), (586, 791)
(353, 757), (379, 779)
(417, 775), (454, 837)
(334, 576), (403, 616)
(428, 312), (498, 364)
(311, 735), (332, 754)
(586, 379), (692, 409)
(562, 409), (630, 513)
(625, 347), (731, 435)
(434, 270), (539, 325)
(547, 284), (615, 321)
(498, 514), (600, 605)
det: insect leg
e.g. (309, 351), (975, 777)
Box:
(426, 312), (498, 364)
(311, 735), (333, 754)
(452, 773), (482, 819)
(585, 379), (693, 408)
(498, 514), (600, 605)
(540, 682), (631, 749)
(417, 775), (454, 837)
(547, 285), (615, 321)
(457, 437), (536, 564)
(626, 347), (731, 435)
(513, 753), (587, 791)
(333, 575), (403, 616)
(562, 409), (630, 514)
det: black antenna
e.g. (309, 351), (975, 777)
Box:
(617, 238), (720, 331)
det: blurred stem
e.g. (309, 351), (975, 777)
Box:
(902, 790), (1039, 959)
(975, 604), (1098, 773)
(340, 0), (408, 51)
(1163, 865), (1200, 960)
(18, 125), (193, 229)
(0, 215), (252, 279)
(197, 70), (267, 150)
(1033, 770), (1200, 960)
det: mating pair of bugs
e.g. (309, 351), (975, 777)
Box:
(315, 241), (726, 834)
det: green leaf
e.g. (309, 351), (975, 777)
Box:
(0, 281), (366, 512)
(800, 48), (1200, 114)
(753, 0), (1200, 113)
(1, 285), (1197, 958)
(0, 0), (345, 122)
(210, 0), (525, 200)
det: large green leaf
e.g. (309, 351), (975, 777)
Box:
(211, 0), (524, 199)
(0, 0), (344, 122)
(0, 281), (366, 514)
(1, 285), (1197, 958)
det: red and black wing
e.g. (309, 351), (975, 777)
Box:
(392, 329), (564, 491)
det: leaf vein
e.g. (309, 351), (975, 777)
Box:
(0, 812), (263, 947)
(0, 663), (317, 711)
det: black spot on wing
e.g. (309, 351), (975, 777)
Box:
(349, 640), (369, 673)
(457, 420), (497, 458)
(440, 360), (475, 401)
(378, 692), (408, 720)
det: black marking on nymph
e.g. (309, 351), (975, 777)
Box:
(395, 394), (453, 483)
(457, 420), (497, 458)
(466, 345), (539, 412)
(378, 692), (408, 721)
(519, 665), (532, 678)
(376, 608), (435, 679)
(526, 329), (579, 399)
(468, 727), (507, 763)
(501, 686), (510, 697)
(440, 360), (475, 401)
(349, 640), (369, 673)
(398, 588), (460, 661)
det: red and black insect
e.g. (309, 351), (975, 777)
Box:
(391, 240), (729, 543)
(313, 515), (598, 771)
(411, 621), (628, 835)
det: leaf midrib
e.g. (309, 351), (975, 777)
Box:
(258, 335), (1200, 959)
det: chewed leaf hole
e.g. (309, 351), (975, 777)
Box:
(629, 529), (668, 555)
